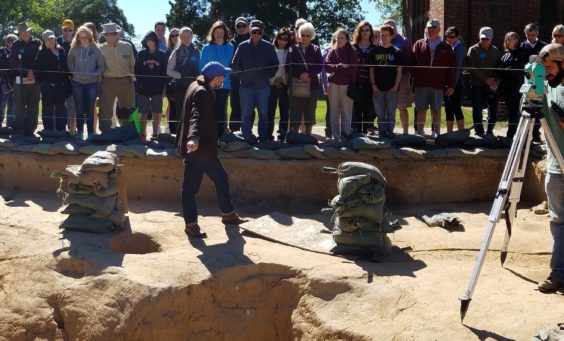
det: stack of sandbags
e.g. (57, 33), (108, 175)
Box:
(52, 151), (126, 233)
(323, 162), (400, 260)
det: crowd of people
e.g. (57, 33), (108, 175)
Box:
(0, 17), (563, 142)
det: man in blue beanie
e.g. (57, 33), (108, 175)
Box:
(175, 62), (247, 238)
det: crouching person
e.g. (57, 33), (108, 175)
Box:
(175, 62), (247, 238)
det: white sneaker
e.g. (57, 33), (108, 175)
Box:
(431, 131), (437, 139)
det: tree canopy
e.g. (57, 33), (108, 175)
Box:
(166, 0), (365, 45)
(0, 0), (134, 39)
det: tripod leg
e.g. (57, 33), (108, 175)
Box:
(501, 112), (535, 265)
(460, 113), (533, 322)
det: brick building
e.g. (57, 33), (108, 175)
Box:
(403, 0), (563, 50)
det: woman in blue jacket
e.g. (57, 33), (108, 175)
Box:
(199, 21), (234, 137)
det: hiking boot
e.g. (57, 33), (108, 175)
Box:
(221, 213), (248, 225)
(184, 223), (207, 238)
(538, 277), (564, 293)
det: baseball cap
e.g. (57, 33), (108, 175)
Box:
(426, 19), (440, 28)
(62, 19), (74, 30)
(42, 30), (56, 41)
(250, 20), (264, 31)
(235, 17), (249, 25)
(479, 27), (493, 40)
(202, 61), (231, 79)
(540, 43), (564, 61)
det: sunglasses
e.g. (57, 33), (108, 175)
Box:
(251, 30), (263, 35)
(236, 24), (248, 29)
(170, 34), (179, 38)
(480, 37), (490, 41)
(446, 35), (457, 39)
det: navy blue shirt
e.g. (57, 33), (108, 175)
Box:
(231, 39), (278, 89)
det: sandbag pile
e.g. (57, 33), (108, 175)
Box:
(323, 162), (400, 260)
(52, 151), (126, 233)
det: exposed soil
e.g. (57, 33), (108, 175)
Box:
(0, 191), (562, 340)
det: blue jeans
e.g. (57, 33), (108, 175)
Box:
(181, 157), (235, 224)
(471, 84), (498, 135)
(373, 91), (398, 139)
(546, 172), (564, 282)
(40, 82), (67, 131)
(72, 81), (98, 134)
(240, 86), (270, 140)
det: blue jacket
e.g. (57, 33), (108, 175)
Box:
(199, 42), (234, 89)
(135, 48), (168, 96)
(231, 39), (278, 89)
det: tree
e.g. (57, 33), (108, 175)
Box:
(373, 0), (402, 26)
(166, 0), (364, 44)
(65, 0), (135, 36)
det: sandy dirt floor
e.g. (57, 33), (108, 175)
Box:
(0, 190), (562, 340)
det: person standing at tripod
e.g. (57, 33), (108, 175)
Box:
(537, 43), (564, 293)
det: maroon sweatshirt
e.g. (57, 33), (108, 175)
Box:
(325, 43), (357, 85)
(411, 38), (456, 90)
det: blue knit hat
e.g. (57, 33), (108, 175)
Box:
(201, 62), (230, 79)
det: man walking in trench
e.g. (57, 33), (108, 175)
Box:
(175, 61), (247, 238)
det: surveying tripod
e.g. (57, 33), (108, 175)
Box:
(459, 98), (564, 322)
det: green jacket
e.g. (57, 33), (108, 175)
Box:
(543, 81), (564, 174)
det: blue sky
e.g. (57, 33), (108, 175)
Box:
(118, 0), (382, 38)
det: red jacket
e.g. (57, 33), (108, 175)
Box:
(411, 38), (456, 90)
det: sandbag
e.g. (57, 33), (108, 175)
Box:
(218, 132), (246, 143)
(304, 144), (326, 159)
(61, 204), (96, 215)
(349, 136), (391, 150)
(68, 183), (94, 195)
(88, 122), (138, 144)
(233, 148), (250, 158)
(400, 147), (427, 160)
(339, 147), (372, 160)
(218, 150), (237, 159)
(79, 144), (107, 155)
(339, 202), (384, 225)
(336, 216), (377, 233)
(356, 183), (386, 204)
(285, 132), (318, 145)
(221, 140), (252, 152)
(37, 129), (71, 139)
(67, 193), (118, 217)
(31, 144), (59, 155)
(322, 146), (341, 159)
(276, 147), (312, 160)
(329, 194), (363, 212)
(116, 144), (147, 158)
(323, 162), (387, 186)
(93, 178), (119, 197)
(60, 215), (114, 233)
(462, 135), (505, 149)
(248, 147), (277, 160)
(338, 174), (371, 199)
(332, 228), (392, 251)
(51, 141), (81, 155)
(435, 129), (470, 147)
(146, 148), (170, 157)
(152, 133), (176, 143)
(80, 151), (119, 173)
(0, 138), (20, 150)
(92, 206), (126, 226)
(391, 134), (426, 148)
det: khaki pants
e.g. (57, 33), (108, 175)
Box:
(99, 77), (135, 133)
(328, 83), (353, 140)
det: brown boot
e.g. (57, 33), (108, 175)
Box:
(538, 277), (564, 293)
(221, 213), (248, 225)
(184, 223), (207, 238)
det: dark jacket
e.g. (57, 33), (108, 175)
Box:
(135, 32), (168, 96)
(353, 43), (377, 86)
(230, 33), (250, 81)
(175, 76), (218, 160)
(520, 39), (547, 59)
(498, 47), (527, 96)
(8, 37), (41, 79)
(411, 38), (456, 90)
(325, 43), (357, 85)
(56, 36), (71, 55)
(33, 46), (70, 85)
(231, 39), (278, 89)
(289, 43), (323, 89)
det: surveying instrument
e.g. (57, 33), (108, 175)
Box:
(459, 55), (564, 321)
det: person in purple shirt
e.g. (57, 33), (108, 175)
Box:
(288, 22), (323, 136)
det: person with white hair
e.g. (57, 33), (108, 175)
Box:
(288, 22), (323, 136)
(552, 24), (564, 44)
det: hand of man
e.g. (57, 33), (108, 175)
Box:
(27, 71), (34, 82)
(299, 72), (310, 82)
(186, 139), (199, 153)
(445, 87), (455, 97)
(372, 84), (379, 93)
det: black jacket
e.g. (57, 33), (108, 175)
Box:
(8, 38), (41, 79)
(33, 47), (70, 85)
(175, 76), (218, 159)
(498, 48), (526, 96)
(134, 48), (168, 96)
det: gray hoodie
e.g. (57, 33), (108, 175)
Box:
(67, 44), (105, 84)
